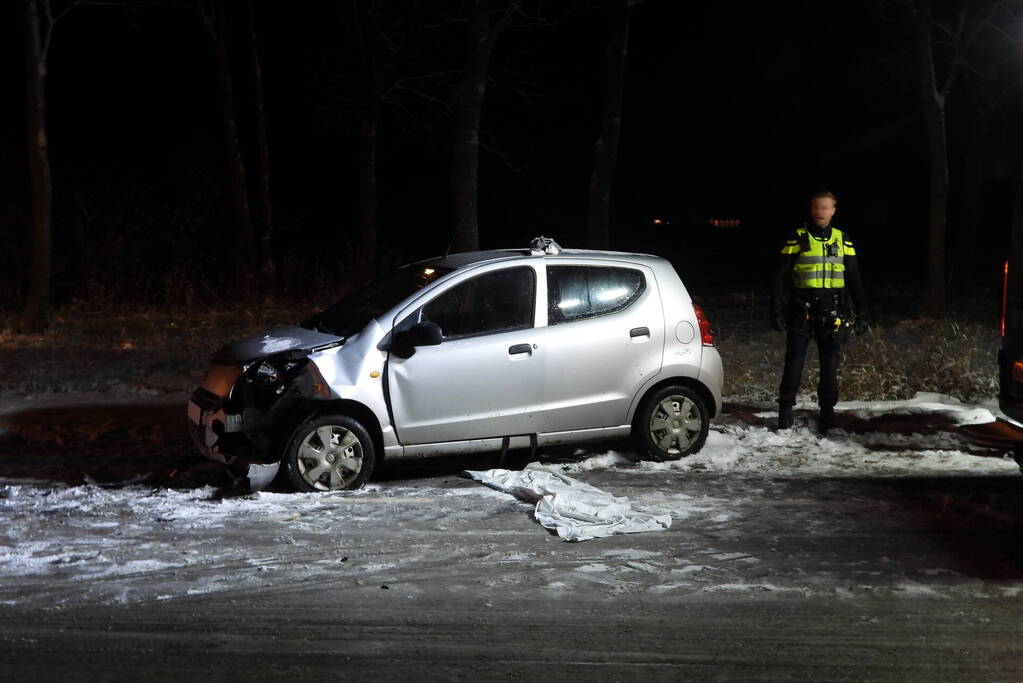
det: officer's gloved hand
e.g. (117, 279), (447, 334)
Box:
(770, 312), (786, 332)
(854, 314), (869, 335)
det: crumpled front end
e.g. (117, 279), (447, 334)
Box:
(187, 348), (337, 466)
(188, 364), (244, 463)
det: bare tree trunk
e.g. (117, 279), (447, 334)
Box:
(246, 0), (274, 284)
(356, 91), (381, 284)
(202, 0), (254, 282)
(450, 0), (515, 253)
(21, 0), (52, 333)
(956, 97), (986, 295)
(911, 0), (948, 315)
(586, 0), (632, 251)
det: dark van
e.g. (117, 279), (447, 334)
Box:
(999, 229), (1023, 470)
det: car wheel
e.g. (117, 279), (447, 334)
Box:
(635, 385), (709, 461)
(227, 461), (281, 493)
(284, 414), (375, 492)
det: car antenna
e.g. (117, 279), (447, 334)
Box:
(444, 201), (474, 258)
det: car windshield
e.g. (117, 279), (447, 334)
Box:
(301, 264), (452, 337)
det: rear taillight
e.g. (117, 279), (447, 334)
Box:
(693, 304), (714, 346)
(1002, 259), (1009, 338)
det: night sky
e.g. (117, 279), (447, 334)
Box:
(3, 0), (1021, 305)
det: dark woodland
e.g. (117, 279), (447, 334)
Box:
(6, 0), (1023, 331)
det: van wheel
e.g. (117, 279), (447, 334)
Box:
(635, 385), (709, 461)
(284, 414), (375, 491)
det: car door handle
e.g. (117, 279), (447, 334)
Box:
(630, 327), (650, 338)
(508, 343), (532, 356)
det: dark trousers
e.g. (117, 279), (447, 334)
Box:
(778, 327), (841, 409)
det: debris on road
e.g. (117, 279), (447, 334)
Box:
(463, 466), (672, 541)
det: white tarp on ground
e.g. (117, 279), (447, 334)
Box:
(463, 467), (672, 542)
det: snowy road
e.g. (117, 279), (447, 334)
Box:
(1, 394), (1023, 679)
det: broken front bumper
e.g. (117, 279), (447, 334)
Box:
(187, 386), (280, 465)
(187, 387), (241, 464)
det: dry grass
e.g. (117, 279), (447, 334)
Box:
(0, 291), (1003, 403)
(711, 290), (1001, 404)
(0, 299), (325, 396)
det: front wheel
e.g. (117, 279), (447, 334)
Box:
(634, 385), (709, 461)
(284, 414), (376, 491)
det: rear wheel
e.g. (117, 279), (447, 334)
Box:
(284, 414), (375, 491)
(634, 385), (709, 461)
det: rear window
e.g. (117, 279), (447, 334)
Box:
(547, 266), (645, 325)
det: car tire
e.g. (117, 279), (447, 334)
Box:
(634, 385), (709, 461)
(284, 414), (376, 492)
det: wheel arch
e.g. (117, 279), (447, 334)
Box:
(275, 398), (385, 464)
(631, 376), (718, 429)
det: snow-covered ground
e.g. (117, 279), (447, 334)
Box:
(1, 393), (1021, 609)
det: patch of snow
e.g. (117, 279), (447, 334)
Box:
(259, 336), (301, 355)
(532, 394), (1018, 478)
(893, 582), (950, 599)
(601, 549), (661, 559)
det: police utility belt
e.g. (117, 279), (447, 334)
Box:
(788, 292), (852, 341)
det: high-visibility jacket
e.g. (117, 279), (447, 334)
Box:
(780, 227), (856, 289)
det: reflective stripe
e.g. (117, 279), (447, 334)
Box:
(794, 270), (845, 282)
(795, 256), (845, 267)
(781, 245), (800, 254)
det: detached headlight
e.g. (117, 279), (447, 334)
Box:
(254, 361), (280, 384)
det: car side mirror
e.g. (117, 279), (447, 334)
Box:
(409, 320), (443, 347)
(387, 320), (443, 360)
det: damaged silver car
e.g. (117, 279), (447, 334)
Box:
(187, 238), (724, 492)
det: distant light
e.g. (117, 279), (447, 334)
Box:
(708, 218), (741, 228)
(423, 268), (435, 275)
(651, 218), (670, 225)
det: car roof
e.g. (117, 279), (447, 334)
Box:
(416, 247), (665, 271)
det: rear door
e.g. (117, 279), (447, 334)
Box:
(533, 262), (664, 432)
(387, 263), (545, 444)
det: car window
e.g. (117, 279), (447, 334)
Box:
(422, 267), (535, 340)
(547, 265), (645, 325)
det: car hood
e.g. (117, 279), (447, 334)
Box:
(212, 325), (345, 365)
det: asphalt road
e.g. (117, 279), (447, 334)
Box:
(2, 398), (1023, 680)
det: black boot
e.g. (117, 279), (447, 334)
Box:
(777, 404), (793, 430)
(818, 407), (837, 434)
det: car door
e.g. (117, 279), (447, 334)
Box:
(533, 262), (664, 432)
(387, 264), (545, 445)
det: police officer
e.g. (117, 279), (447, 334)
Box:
(771, 190), (868, 432)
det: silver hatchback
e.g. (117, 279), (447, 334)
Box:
(187, 238), (724, 491)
